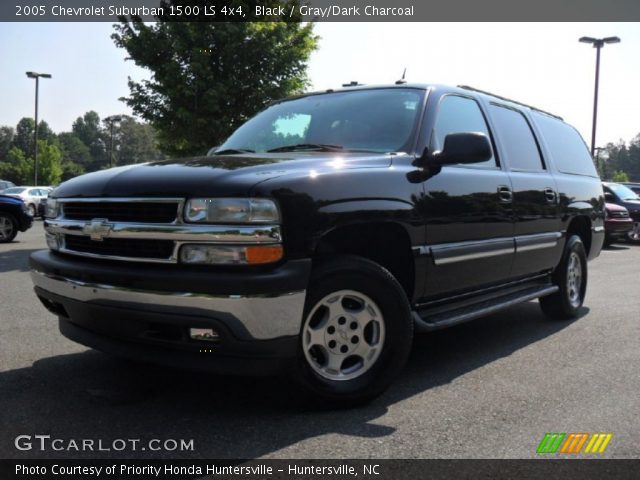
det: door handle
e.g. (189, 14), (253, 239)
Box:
(498, 186), (513, 203)
(544, 188), (557, 204)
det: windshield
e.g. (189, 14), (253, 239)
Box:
(218, 88), (424, 154)
(4, 187), (26, 194)
(607, 183), (640, 201)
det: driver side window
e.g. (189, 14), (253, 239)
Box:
(432, 95), (496, 168)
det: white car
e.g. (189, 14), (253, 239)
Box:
(2, 186), (52, 217)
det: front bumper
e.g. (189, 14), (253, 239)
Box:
(30, 250), (311, 374)
(605, 218), (634, 238)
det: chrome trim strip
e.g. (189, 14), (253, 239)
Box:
(515, 232), (562, 253)
(31, 270), (306, 340)
(45, 219), (281, 243)
(430, 238), (514, 265)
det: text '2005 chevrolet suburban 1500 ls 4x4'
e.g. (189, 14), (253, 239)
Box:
(30, 84), (604, 405)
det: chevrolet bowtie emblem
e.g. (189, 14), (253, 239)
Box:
(83, 219), (113, 242)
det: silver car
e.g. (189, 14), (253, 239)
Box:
(2, 186), (52, 217)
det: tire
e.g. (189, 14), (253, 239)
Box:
(28, 204), (36, 217)
(539, 235), (587, 320)
(627, 222), (640, 243)
(291, 255), (413, 406)
(0, 213), (18, 243)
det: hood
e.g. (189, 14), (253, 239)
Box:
(53, 152), (392, 198)
(0, 194), (24, 206)
(605, 202), (628, 212)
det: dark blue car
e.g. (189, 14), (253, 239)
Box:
(0, 194), (33, 243)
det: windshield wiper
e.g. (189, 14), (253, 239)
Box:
(266, 143), (344, 153)
(213, 148), (255, 155)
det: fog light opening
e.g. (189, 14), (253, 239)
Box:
(189, 328), (220, 342)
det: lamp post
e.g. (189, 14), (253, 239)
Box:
(105, 115), (123, 168)
(25, 71), (52, 185)
(578, 36), (620, 156)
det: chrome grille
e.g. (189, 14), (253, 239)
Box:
(63, 201), (179, 223)
(45, 197), (281, 264)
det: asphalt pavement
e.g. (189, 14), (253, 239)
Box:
(1, 222), (638, 459)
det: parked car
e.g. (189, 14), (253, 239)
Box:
(2, 186), (52, 217)
(31, 84), (604, 404)
(602, 182), (640, 242)
(621, 182), (640, 196)
(0, 195), (33, 242)
(0, 179), (16, 193)
(604, 202), (633, 247)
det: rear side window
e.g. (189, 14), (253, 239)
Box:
(489, 104), (544, 172)
(432, 95), (496, 168)
(531, 112), (598, 177)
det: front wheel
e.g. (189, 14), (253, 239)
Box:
(0, 213), (18, 243)
(292, 255), (413, 406)
(539, 235), (587, 320)
(627, 222), (640, 243)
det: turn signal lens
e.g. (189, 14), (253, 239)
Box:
(245, 245), (283, 264)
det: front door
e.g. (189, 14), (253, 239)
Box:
(421, 94), (514, 299)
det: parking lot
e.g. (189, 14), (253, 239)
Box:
(1, 222), (639, 459)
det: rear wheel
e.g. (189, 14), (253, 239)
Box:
(540, 235), (587, 320)
(292, 255), (413, 406)
(27, 204), (36, 217)
(0, 213), (18, 243)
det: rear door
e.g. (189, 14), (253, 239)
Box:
(486, 103), (562, 277)
(421, 94), (515, 298)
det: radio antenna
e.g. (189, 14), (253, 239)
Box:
(395, 68), (407, 85)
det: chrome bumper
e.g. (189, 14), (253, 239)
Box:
(31, 269), (306, 340)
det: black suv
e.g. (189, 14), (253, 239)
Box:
(0, 194), (33, 242)
(30, 84), (604, 404)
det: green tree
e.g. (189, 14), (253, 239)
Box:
(0, 147), (32, 184)
(37, 140), (63, 185)
(112, 12), (317, 156)
(57, 132), (92, 169)
(72, 111), (106, 169)
(612, 170), (630, 183)
(112, 116), (163, 165)
(12, 118), (35, 158)
(0, 126), (14, 161)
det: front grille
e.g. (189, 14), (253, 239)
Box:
(64, 235), (175, 260)
(609, 211), (629, 218)
(63, 202), (178, 223)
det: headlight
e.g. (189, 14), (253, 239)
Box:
(184, 198), (279, 223)
(45, 198), (59, 218)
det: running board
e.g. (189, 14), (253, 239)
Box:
(413, 285), (559, 332)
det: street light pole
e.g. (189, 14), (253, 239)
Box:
(105, 115), (123, 168)
(26, 72), (52, 185)
(579, 36), (620, 156)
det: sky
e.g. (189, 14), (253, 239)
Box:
(0, 22), (638, 147)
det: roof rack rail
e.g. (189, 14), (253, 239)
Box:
(457, 85), (563, 120)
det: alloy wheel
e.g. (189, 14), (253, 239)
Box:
(302, 290), (385, 381)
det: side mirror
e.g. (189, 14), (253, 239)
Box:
(418, 132), (492, 167)
(604, 192), (615, 202)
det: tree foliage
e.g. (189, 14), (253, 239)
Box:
(0, 114), (162, 186)
(598, 134), (640, 182)
(112, 12), (318, 156)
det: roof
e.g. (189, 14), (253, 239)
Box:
(274, 83), (564, 120)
